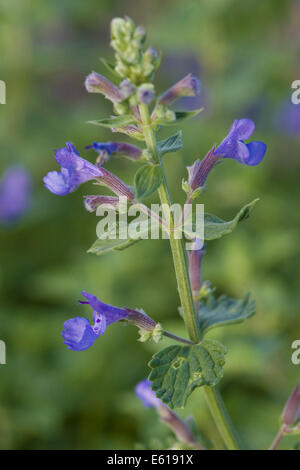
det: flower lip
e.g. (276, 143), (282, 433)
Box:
(214, 118), (267, 166)
(43, 142), (103, 196)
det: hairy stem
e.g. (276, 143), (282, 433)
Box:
(139, 102), (240, 450)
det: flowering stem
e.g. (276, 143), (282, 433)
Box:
(139, 103), (240, 450)
(139, 103), (199, 343)
(203, 386), (240, 450)
(268, 424), (288, 450)
(163, 330), (195, 345)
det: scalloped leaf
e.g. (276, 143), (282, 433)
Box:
(157, 131), (183, 157)
(148, 339), (226, 409)
(198, 293), (256, 336)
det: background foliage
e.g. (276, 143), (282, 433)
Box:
(0, 0), (299, 449)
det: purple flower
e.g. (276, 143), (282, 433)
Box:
(158, 74), (201, 107)
(62, 292), (157, 351)
(0, 166), (31, 224)
(135, 379), (162, 408)
(43, 142), (103, 196)
(282, 385), (300, 426)
(274, 100), (300, 137)
(62, 291), (130, 351)
(214, 118), (266, 166)
(85, 72), (123, 102)
(86, 141), (142, 161)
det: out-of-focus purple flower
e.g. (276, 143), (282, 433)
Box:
(135, 378), (203, 449)
(43, 142), (103, 196)
(214, 118), (267, 166)
(158, 74), (201, 107)
(86, 141), (142, 161)
(135, 379), (162, 408)
(0, 166), (31, 224)
(274, 100), (300, 137)
(282, 384), (300, 426)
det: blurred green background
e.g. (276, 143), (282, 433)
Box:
(0, 0), (299, 450)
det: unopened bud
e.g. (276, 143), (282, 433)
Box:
(282, 385), (300, 426)
(138, 83), (155, 104)
(159, 74), (200, 106)
(85, 72), (122, 103)
(84, 195), (120, 212)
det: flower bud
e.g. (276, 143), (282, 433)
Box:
(159, 74), (201, 106)
(119, 79), (135, 100)
(188, 240), (206, 298)
(137, 83), (155, 104)
(84, 195), (120, 212)
(282, 385), (300, 426)
(85, 72), (122, 102)
(187, 145), (219, 192)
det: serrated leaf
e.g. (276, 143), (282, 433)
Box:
(198, 293), (256, 336)
(157, 131), (183, 157)
(204, 199), (259, 240)
(148, 339), (227, 409)
(134, 165), (163, 200)
(87, 115), (136, 128)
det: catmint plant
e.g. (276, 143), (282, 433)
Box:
(44, 16), (299, 450)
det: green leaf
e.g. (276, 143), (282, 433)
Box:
(157, 131), (183, 157)
(99, 58), (120, 78)
(87, 115), (136, 128)
(204, 199), (259, 240)
(87, 221), (145, 255)
(87, 236), (138, 255)
(148, 339), (227, 409)
(134, 165), (163, 200)
(198, 293), (256, 336)
(174, 108), (204, 122)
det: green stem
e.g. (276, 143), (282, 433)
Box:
(139, 103), (240, 450)
(203, 386), (239, 450)
(139, 103), (199, 343)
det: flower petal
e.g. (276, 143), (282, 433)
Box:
(230, 119), (255, 140)
(81, 291), (129, 326)
(62, 317), (99, 351)
(43, 170), (70, 196)
(244, 141), (267, 166)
